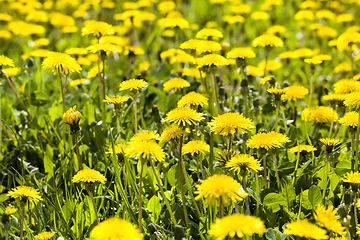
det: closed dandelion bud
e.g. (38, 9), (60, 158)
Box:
(62, 106), (81, 134)
(26, 58), (34, 68)
(141, 208), (149, 220)
(152, 105), (161, 123)
(1, 213), (9, 225)
(144, 234), (151, 240)
(344, 192), (352, 205)
(174, 225), (186, 240)
(100, 50), (107, 61)
(338, 204), (348, 219)
(192, 171), (199, 182)
(241, 79), (248, 88)
(253, 98), (260, 108)
(148, 223), (157, 235)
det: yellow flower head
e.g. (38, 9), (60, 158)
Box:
(33, 38), (50, 47)
(252, 34), (284, 48)
(245, 66), (264, 76)
(251, 11), (270, 20)
(337, 13), (354, 23)
(315, 205), (345, 235)
(177, 92), (208, 107)
(90, 218), (142, 240)
(7, 186), (42, 202)
(320, 138), (341, 154)
(295, 10), (315, 21)
(317, 26), (337, 39)
(0, 30), (12, 39)
(267, 88), (286, 96)
(30, 49), (54, 58)
(334, 80), (360, 94)
(247, 131), (290, 150)
(337, 32), (360, 51)
(195, 40), (222, 55)
(226, 154), (262, 176)
(258, 60), (282, 72)
(163, 77), (190, 92)
(42, 53), (82, 75)
(315, 9), (336, 20)
(209, 213), (266, 240)
(160, 125), (188, 143)
(323, 94), (347, 104)
(119, 79), (148, 94)
(87, 43), (122, 54)
(334, 63), (352, 73)
(196, 54), (228, 68)
(208, 112), (255, 136)
(339, 111), (358, 129)
(281, 86), (309, 101)
(304, 58), (323, 65)
(81, 21), (114, 38)
(284, 219), (328, 240)
(343, 172), (360, 185)
(123, 46), (145, 56)
(301, 106), (338, 124)
(72, 169), (107, 184)
(164, 107), (204, 126)
(222, 15), (245, 24)
(182, 140), (210, 156)
(195, 174), (248, 206)
(103, 95), (129, 109)
(227, 47), (256, 59)
(289, 145), (317, 154)
(157, 17), (189, 29)
(4, 67), (21, 77)
(5, 206), (18, 215)
(34, 232), (56, 240)
(0, 55), (15, 68)
(63, 105), (81, 127)
(126, 140), (165, 162)
(180, 39), (202, 50)
(344, 93), (360, 111)
(266, 25), (287, 35)
(112, 144), (128, 156)
(196, 28), (223, 40)
(130, 130), (160, 142)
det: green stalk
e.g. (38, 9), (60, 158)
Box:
(20, 206), (25, 240)
(275, 104), (279, 132)
(102, 57), (107, 129)
(134, 97), (138, 133)
(212, 72), (221, 114)
(97, 51), (102, 115)
(322, 155), (329, 200)
(219, 198), (223, 218)
(116, 109), (121, 143)
(255, 172), (260, 216)
(138, 162), (145, 231)
(280, 106), (288, 132)
(122, 166), (128, 220)
(328, 105), (337, 138)
(75, 134), (83, 170)
(262, 154), (268, 189)
(149, 159), (177, 225)
(243, 176), (251, 216)
(88, 191), (100, 223)
(273, 154), (281, 190)
(292, 144), (301, 186)
(354, 192), (358, 229)
(178, 135), (189, 227)
(352, 132), (355, 159)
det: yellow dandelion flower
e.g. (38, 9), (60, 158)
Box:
(260, 76), (273, 85)
(177, 92), (208, 107)
(33, 38), (50, 47)
(4, 67), (21, 77)
(87, 43), (122, 54)
(339, 111), (358, 129)
(334, 63), (352, 73)
(343, 172), (360, 185)
(0, 30), (12, 39)
(182, 68), (205, 78)
(313, 54), (332, 62)
(315, 205), (345, 235)
(63, 105), (81, 126)
(30, 49), (54, 58)
(72, 169), (107, 184)
(180, 39), (202, 50)
(0, 13), (12, 22)
(304, 58), (323, 65)
(130, 130), (160, 142)
(315, 9), (336, 20)
(62, 26), (79, 34)
(119, 79), (148, 93)
(227, 47), (256, 59)
(251, 11), (270, 20)
(258, 60), (282, 72)
(0, 55), (15, 68)
(317, 26), (338, 39)
(196, 54), (228, 68)
(126, 140), (165, 162)
(103, 95), (129, 107)
(267, 88), (286, 96)
(295, 10), (315, 21)
(42, 53), (82, 75)
(70, 79), (87, 87)
(279, 51), (293, 59)
(7, 186), (42, 202)
(320, 138), (342, 154)
(195, 174), (248, 206)
(100, 36), (129, 46)
(164, 107), (204, 126)
(90, 218), (143, 240)
(49, 12), (75, 28)
(323, 94), (347, 103)
(160, 125), (188, 143)
(34, 232), (55, 240)
(284, 219), (328, 240)
(182, 140), (210, 156)
(281, 86), (309, 101)
(163, 77), (190, 92)
(196, 28), (223, 40)
(289, 145), (317, 153)
(208, 112), (255, 136)
(111, 144), (128, 156)
(337, 32), (360, 51)
(222, 15), (245, 24)
(157, 1), (176, 14)
(300, 1), (319, 9)
(231, 4), (251, 14)
(65, 48), (88, 55)
(226, 154), (261, 176)
(252, 34), (283, 48)
(5, 206), (18, 215)
(247, 131), (290, 150)
(334, 80), (360, 94)
(292, 48), (315, 59)
(195, 40), (222, 55)
(157, 17), (189, 29)
(81, 21), (113, 38)
(245, 65), (264, 76)
(87, 64), (103, 78)
(209, 213), (266, 240)
(301, 106), (338, 124)
(266, 25), (287, 35)
(344, 93), (360, 111)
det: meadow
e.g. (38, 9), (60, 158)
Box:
(0, 0), (360, 239)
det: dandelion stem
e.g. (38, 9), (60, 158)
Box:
(292, 143), (301, 186)
(178, 135), (189, 227)
(97, 50), (102, 115)
(213, 73), (221, 115)
(262, 154), (268, 189)
(352, 132), (355, 159)
(263, 51), (269, 78)
(228, 134), (232, 151)
(89, 191), (100, 223)
(102, 57), (107, 128)
(20, 206), (25, 240)
(27, 71), (31, 113)
(243, 176), (251, 216)
(75, 134), (83, 170)
(138, 162), (145, 231)
(59, 74), (66, 114)
(354, 193), (358, 228)
(280, 105), (288, 132)
(149, 158), (177, 225)
(328, 105), (337, 138)
(116, 109), (121, 143)
(219, 198), (223, 218)
(122, 166), (128, 218)
(134, 98), (138, 133)
(322, 154), (329, 200)
(275, 104), (279, 132)
(255, 172), (260, 216)
(273, 154), (281, 190)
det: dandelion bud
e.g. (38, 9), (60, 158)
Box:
(148, 223), (157, 235)
(26, 58), (34, 68)
(192, 171), (199, 182)
(141, 208), (149, 220)
(174, 225), (186, 240)
(241, 79), (248, 88)
(344, 192), (352, 205)
(1, 213), (9, 225)
(144, 235), (151, 240)
(62, 105), (81, 134)
(338, 204), (348, 219)
(152, 105), (161, 123)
